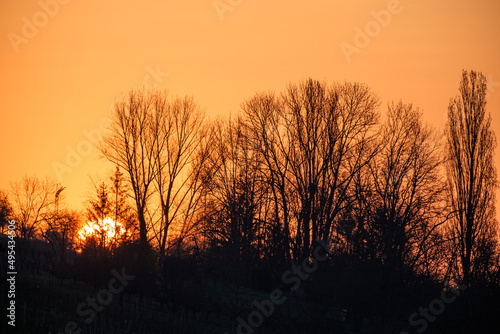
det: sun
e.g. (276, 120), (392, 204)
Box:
(77, 217), (123, 249)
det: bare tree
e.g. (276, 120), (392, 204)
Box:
(101, 89), (207, 259)
(101, 89), (157, 249)
(366, 102), (446, 274)
(446, 70), (498, 286)
(242, 79), (380, 261)
(41, 184), (75, 263)
(9, 176), (59, 239)
(174, 122), (217, 252)
(149, 94), (206, 259)
(42, 208), (81, 265)
(200, 117), (269, 262)
(241, 92), (294, 263)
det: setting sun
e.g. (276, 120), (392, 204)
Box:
(77, 217), (122, 246)
(2, 0), (500, 331)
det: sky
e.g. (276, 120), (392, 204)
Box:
(1, 0), (500, 213)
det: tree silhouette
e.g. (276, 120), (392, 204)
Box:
(101, 89), (157, 250)
(101, 88), (207, 260)
(110, 166), (137, 248)
(9, 176), (59, 239)
(446, 70), (498, 286)
(41, 185), (80, 265)
(149, 93), (206, 260)
(0, 190), (12, 233)
(7, 75), (500, 333)
(242, 79), (380, 261)
(367, 101), (446, 275)
(200, 117), (267, 264)
(42, 209), (80, 264)
(85, 181), (112, 252)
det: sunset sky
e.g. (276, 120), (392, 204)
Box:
(1, 0), (499, 212)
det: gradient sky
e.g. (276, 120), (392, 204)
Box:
(1, 0), (499, 213)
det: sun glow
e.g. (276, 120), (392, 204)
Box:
(78, 217), (123, 246)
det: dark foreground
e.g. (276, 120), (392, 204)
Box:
(2, 245), (500, 334)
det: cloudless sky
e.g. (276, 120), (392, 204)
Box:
(1, 0), (499, 214)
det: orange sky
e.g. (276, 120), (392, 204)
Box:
(1, 0), (500, 213)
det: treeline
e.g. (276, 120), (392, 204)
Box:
(1, 70), (499, 332)
(97, 70), (498, 287)
(1, 70), (499, 285)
